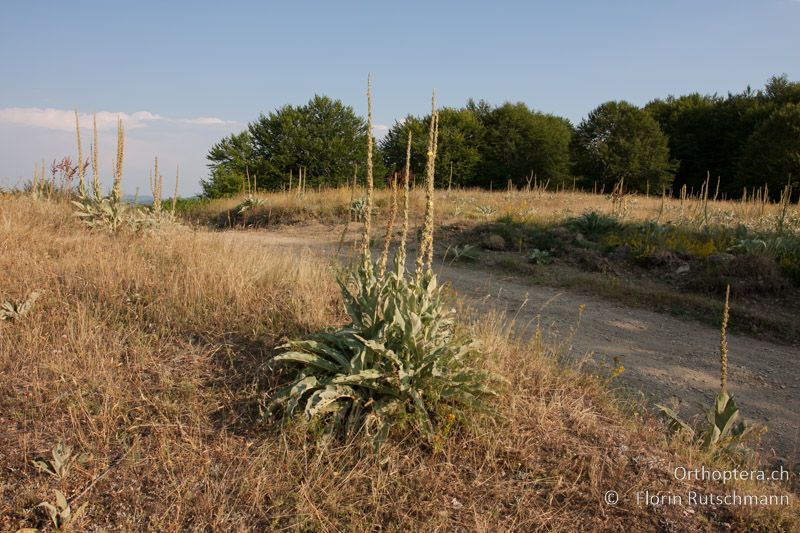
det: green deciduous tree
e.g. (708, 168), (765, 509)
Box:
(380, 101), (572, 189)
(646, 76), (800, 197)
(381, 108), (484, 187)
(738, 104), (800, 192)
(479, 103), (573, 188)
(201, 131), (256, 198)
(573, 101), (675, 192)
(248, 95), (370, 190)
(202, 95), (377, 197)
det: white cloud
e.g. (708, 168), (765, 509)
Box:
(179, 117), (237, 125)
(0, 107), (241, 196)
(372, 124), (389, 137)
(0, 107), (235, 131)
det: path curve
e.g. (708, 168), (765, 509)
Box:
(218, 225), (800, 459)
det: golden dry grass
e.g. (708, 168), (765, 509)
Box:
(184, 186), (798, 232)
(1, 196), (797, 531)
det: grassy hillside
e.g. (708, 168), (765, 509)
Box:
(1, 195), (797, 531)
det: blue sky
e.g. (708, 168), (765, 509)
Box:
(1, 0), (798, 195)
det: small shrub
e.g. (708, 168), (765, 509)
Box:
(448, 244), (479, 263)
(527, 248), (553, 265)
(235, 195), (265, 214)
(567, 211), (619, 240)
(482, 233), (506, 251)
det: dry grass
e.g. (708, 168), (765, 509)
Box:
(1, 196), (797, 531)
(182, 187), (800, 342)
(183, 187), (799, 232)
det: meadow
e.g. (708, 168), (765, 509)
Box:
(183, 183), (800, 342)
(3, 189), (799, 531)
(2, 97), (799, 532)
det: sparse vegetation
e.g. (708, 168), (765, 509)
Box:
(183, 183), (800, 341)
(3, 80), (799, 532)
(4, 193), (797, 531)
(658, 286), (758, 457)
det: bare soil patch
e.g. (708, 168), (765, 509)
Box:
(227, 223), (800, 460)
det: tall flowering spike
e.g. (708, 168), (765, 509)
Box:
(720, 285), (730, 392)
(172, 165), (180, 215)
(75, 110), (86, 197)
(416, 90), (437, 282)
(361, 74), (374, 274)
(378, 174), (399, 276)
(425, 111), (440, 272)
(92, 113), (101, 200)
(151, 156), (162, 212)
(112, 118), (124, 203)
(397, 131), (412, 274)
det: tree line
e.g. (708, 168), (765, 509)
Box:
(202, 75), (800, 199)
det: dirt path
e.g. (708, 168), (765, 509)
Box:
(218, 224), (800, 459)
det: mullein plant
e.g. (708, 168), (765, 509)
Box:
(658, 285), (755, 455)
(72, 114), (131, 231)
(699, 284), (755, 452)
(72, 112), (179, 231)
(268, 78), (497, 450)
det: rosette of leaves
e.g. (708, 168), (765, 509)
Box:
(72, 197), (129, 231)
(567, 211), (619, 240)
(658, 389), (752, 454)
(37, 490), (88, 531)
(1, 290), (40, 321)
(268, 262), (497, 450)
(129, 207), (176, 232)
(236, 195), (265, 215)
(349, 197), (370, 222)
(527, 248), (553, 265)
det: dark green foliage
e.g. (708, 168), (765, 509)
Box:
(203, 96), (383, 196)
(738, 104), (800, 193)
(381, 108), (484, 187)
(202, 131), (255, 198)
(380, 114), (428, 179)
(478, 103), (573, 188)
(202, 75), (800, 198)
(646, 75), (800, 198)
(380, 102), (572, 189)
(572, 101), (676, 192)
(249, 95), (378, 190)
(566, 211), (620, 240)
